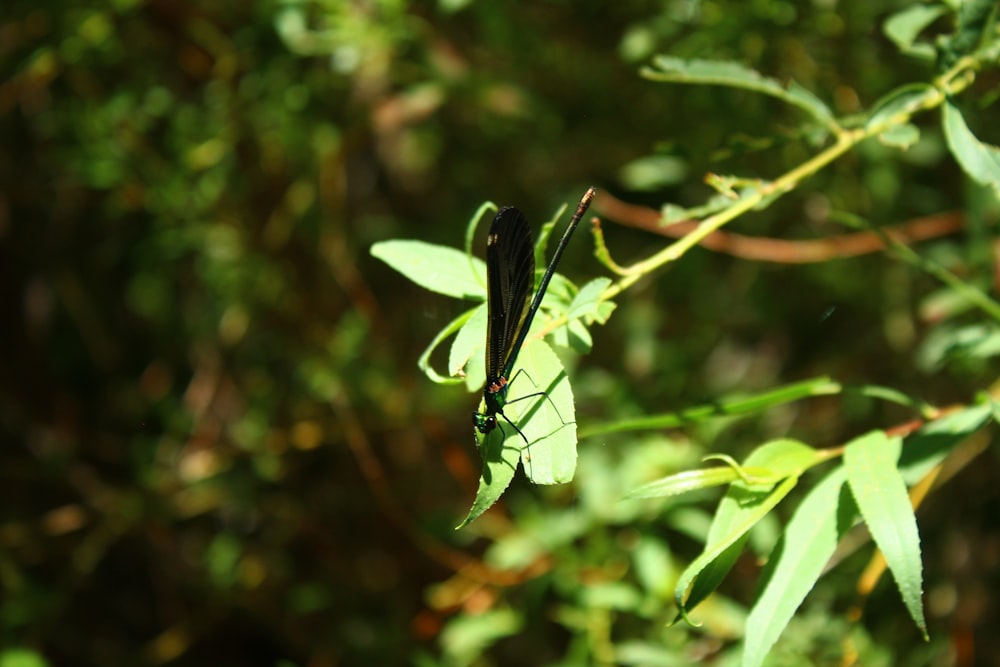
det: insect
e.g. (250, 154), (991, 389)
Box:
(472, 187), (596, 447)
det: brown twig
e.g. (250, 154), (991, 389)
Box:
(596, 190), (965, 264)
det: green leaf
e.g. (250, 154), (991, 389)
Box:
(370, 240), (486, 299)
(568, 277), (612, 321)
(898, 403), (993, 485)
(593, 301), (617, 325)
(417, 308), (477, 384)
(580, 581), (644, 611)
(506, 340), (577, 485)
(618, 154), (688, 191)
(662, 193), (738, 224)
(673, 440), (819, 620)
(918, 322), (1000, 371)
(539, 271), (576, 309)
(458, 339), (577, 528)
(674, 482), (791, 622)
(566, 317), (593, 353)
(937, 0), (999, 65)
(627, 454), (795, 499)
(742, 468), (850, 667)
(615, 640), (686, 666)
(878, 124), (921, 150)
(457, 420), (519, 529)
(642, 56), (834, 128)
(627, 466), (746, 499)
(584, 377), (841, 438)
(883, 5), (946, 59)
(440, 608), (522, 663)
(867, 84), (935, 133)
(0, 649), (51, 667)
(449, 303), (487, 390)
(632, 535), (677, 598)
(741, 439), (824, 478)
(844, 431), (927, 638)
(942, 98), (1000, 194)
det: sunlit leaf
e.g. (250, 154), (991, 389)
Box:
(742, 468), (851, 667)
(942, 99), (1000, 194)
(458, 339), (577, 528)
(568, 277), (612, 320)
(844, 431), (927, 637)
(371, 240), (487, 299)
(673, 441), (821, 621)
(449, 303), (487, 390)
(883, 5), (946, 59)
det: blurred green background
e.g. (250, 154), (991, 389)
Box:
(3, 1), (999, 665)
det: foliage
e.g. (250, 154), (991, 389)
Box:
(3, 0), (1000, 666)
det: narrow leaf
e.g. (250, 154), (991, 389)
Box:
(566, 318), (593, 353)
(457, 423), (519, 529)
(642, 56), (834, 128)
(673, 440), (822, 620)
(898, 403), (993, 484)
(674, 477), (798, 621)
(844, 431), (927, 637)
(742, 439), (825, 478)
(629, 442), (820, 500)
(417, 308), (477, 384)
(671, 441), (814, 619)
(449, 303), (487, 390)
(742, 468), (849, 667)
(582, 377), (841, 437)
(627, 466), (745, 499)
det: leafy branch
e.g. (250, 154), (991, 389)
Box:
(588, 43), (998, 312)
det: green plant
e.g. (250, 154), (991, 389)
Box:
(375, 2), (1000, 664)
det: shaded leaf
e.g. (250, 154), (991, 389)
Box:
(642, 56), (834, 127)
(898, 403), (993, 485)
(937, 0), (999, 65)
(457, 421), (519, 529)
